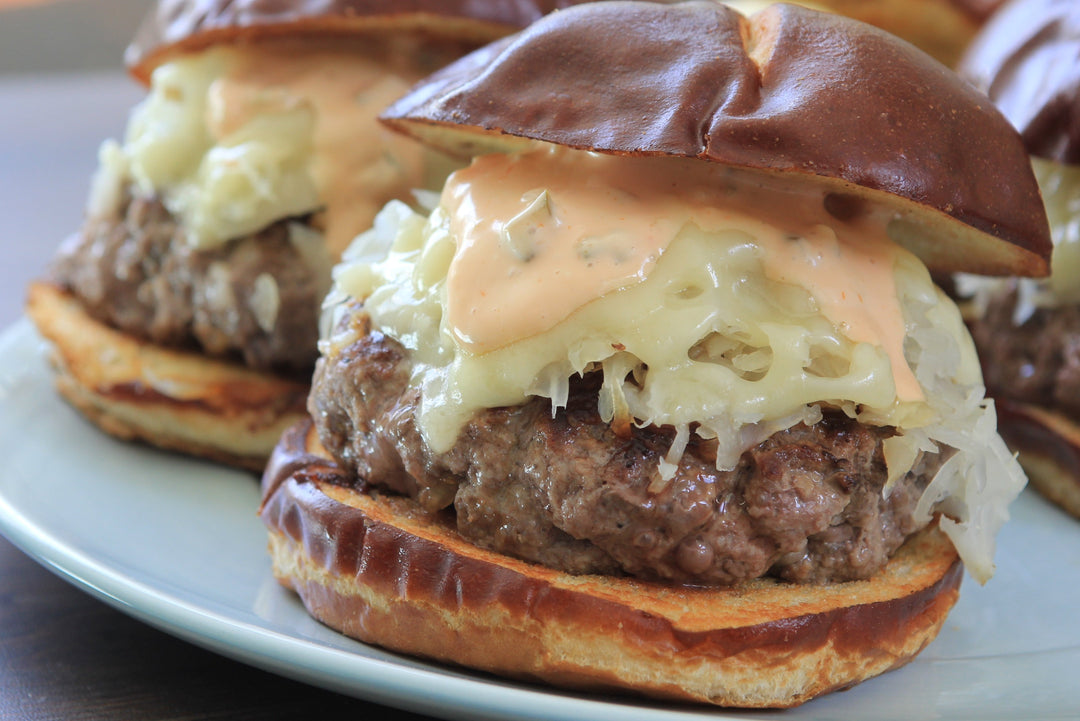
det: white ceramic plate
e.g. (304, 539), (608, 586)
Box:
(1, 319), (1078, 721)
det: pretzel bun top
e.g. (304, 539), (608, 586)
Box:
(125, 0), (591, 84)
(381, 0), (1052, 277)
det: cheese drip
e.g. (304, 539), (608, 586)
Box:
(443, 149), (921, 402)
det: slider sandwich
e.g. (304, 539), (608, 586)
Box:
(260, 0), (1051, 707)
(957, 0), (1080, 518)
(26, 0), (583, 470)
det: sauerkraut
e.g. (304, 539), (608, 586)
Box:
(325, 148), (1026, 583)
(958, 157), (1080, 323)
(88, 43), (449, 254)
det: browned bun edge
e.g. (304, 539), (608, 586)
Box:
(995, 398), (1080, 519)
(125, 0), (588, 84)
(26, 281), (309, 472)
(379, 1), (1051, 279)
(958, 0), (1080, 165)
(259, 418), (964, 708)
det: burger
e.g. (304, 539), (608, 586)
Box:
(259, 1), (1050, 708)
(956, 0), (1080, 518)
(24, 0), (585, 471)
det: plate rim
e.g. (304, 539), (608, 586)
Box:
(2, 318), (1078, 721)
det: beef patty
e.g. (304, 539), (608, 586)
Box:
(968, 287), (1080, 420)
(51, 189), (324, 374)
(309, 307), (947, 586)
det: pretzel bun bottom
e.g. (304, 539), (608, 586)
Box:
(25, 281), (309, 472)
(261, 420), (964, 708)
(995, 399), (1080, 519)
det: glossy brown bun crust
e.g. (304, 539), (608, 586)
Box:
(260, 419), (963, 708)
(958, 0), (1080, 164)
(26, 282), (308, 472)
(381, 1), (1051, 279)
(126, 0), (594, 84)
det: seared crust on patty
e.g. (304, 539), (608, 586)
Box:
(309, 307), (947, 586)
(260, 418), (963, 708)
(52, 191), (325, 374)
(26, 281), (309, 471)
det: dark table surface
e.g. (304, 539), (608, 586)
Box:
(0, 533), (434, 721)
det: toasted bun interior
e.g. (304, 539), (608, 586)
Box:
(26, 281), (309, 471)
(259, 418), (964, 708)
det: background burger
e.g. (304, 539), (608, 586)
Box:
(25, 0), (586, 471)
(259, 0), (1050, 708)
(956, 0), (1080, 519)
(728, 0), (1008, 65)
